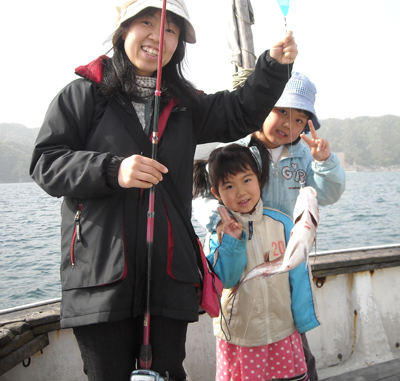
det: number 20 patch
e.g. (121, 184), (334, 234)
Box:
(271, 241), (285, 257)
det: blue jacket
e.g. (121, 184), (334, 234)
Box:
(261, 139), (346, 217)
(206, 205), (319, 335)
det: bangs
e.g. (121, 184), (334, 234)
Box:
(209, 144), (259, 190)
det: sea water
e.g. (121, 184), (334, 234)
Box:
(1, 172), (399, 310)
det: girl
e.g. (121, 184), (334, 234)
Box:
(29, 1), (298, 380)
(193, 143), (319, 381)
(193, 72), (345, 380)
(254, 71), (345, 217)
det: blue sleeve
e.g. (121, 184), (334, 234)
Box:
(289, 265), (320, 333)
(306, 151), (346, 206)
(206, 231), (247, 289)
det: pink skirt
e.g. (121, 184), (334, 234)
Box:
(216, 330), (307, 380)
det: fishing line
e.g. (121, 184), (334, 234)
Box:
(274, 0), (295, 215)
(277, 0), (290, 33)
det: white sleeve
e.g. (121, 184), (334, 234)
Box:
(192, 196), (221, 232)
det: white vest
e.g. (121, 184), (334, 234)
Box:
(213, 201), (296, 346)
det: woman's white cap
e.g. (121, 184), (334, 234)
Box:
(116, 0), (196, 43)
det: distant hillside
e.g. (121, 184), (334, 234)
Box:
(319, 115), (400, 170)
(196, 115), (400, 172)
(0, 123), (39, 146)
(0, 115), (399, 183)
(0, 124), (39, 183)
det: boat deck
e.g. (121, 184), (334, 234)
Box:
(1, 245), (400, 380)
(1, 300), (400, 380)
(320, 358), (400, 380)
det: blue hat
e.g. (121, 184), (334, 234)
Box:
(275, 72), (320, 132)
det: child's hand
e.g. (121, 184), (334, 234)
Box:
(301, 120), (331, 161)
(216, 207), (243, 243)
(270, 31), (298, 64)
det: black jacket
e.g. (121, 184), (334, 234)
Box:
(30, 51), (292, 328)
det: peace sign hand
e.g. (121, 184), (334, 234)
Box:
(216, 206), (243, 243)
(301, 120), (331, 161)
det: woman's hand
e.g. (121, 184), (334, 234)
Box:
(270, 30), (298, 64)
(118, 154), (168, 188)
(216, 206), (243, 243)
(301, 120), (331, 161)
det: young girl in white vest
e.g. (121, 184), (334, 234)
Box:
(193, 143), (319, 381)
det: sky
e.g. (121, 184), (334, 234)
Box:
(1, 0), (399, 129)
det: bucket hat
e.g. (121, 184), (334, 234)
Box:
(116, 0), (196, 43)
(275, 72), (320, 132)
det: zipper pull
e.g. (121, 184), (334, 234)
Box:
(248, 220), (253, 240)
(272, 162), (279, 178)
(74, 205), (82, 243)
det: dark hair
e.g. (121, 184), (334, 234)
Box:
(100, 7), (200, 109)
(193, 143), (270, 199)
(248, 135), (270, 182)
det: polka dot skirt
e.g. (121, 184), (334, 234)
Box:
(216, 330), (307, 380)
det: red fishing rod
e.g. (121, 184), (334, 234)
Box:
(139, 0), (168, 372)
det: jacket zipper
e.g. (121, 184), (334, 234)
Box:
(70, 204), (82, 266)
(248, 220), (253, 240)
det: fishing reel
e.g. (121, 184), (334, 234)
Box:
(130, 369), (168, 381)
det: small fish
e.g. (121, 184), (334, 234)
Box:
(281, 186), (319, 270)
(229, 186), (319, 297)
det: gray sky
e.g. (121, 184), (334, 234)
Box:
(1, 0), (399, 128)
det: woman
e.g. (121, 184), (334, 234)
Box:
(29, 1), (298, 379)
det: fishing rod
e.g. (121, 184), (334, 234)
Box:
(132, 0), (168, 379)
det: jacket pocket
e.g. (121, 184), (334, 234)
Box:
(160, 195), (200, 284)
(61, 194), (127, 291)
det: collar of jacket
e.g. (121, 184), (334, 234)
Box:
(230, 198), (264, 228)
(75, 56), (182, 126)
(75, 55), (109, 84)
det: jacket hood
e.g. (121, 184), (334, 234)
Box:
(75, 55), (109, 84)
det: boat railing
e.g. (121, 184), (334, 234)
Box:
(1, 244), (399, 380)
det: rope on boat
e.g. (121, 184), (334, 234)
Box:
(232, 67), (255, 90)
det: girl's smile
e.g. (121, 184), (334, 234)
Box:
(123, 10), (180, 77)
